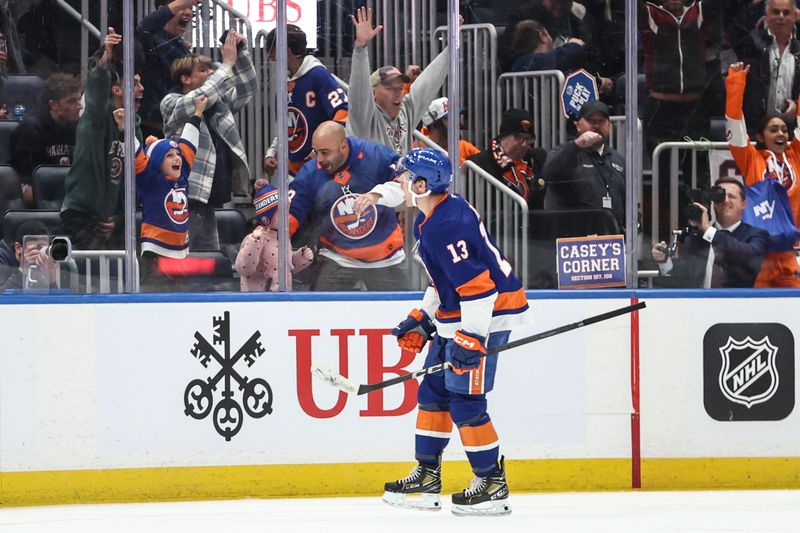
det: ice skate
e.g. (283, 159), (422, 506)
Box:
(382, 462), (442, 511)
(451, 456), (511, 516)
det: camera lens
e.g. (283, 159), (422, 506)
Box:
(47, 237), (71, 262)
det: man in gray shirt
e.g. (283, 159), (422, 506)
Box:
(346, 6), (450, 154)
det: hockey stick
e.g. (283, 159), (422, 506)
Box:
(311, 301), (645, 396)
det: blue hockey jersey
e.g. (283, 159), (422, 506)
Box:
(134, 121), (198, 258)
(287, 56), (349, 173)
(414, 193), (532, 337)
(289, 136), (403, 266)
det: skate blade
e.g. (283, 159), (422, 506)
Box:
(382, 491), (442, 511)
(451, 499), (512, 517)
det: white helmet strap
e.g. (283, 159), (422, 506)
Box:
(409, 179), (431, 208)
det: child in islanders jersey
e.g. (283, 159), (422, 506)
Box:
(132, 94), (205, 278)
(384, 148), (533, 516)
(726, 61), (800, 287)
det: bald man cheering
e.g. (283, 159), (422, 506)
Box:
(288, 121), (408, 291)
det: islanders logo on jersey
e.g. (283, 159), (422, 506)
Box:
(165, 187), (189, 224)
(288, 106), (309, 154)
(330, 193), (377, 240)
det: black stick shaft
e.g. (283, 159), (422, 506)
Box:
(357, 301), (645, 395)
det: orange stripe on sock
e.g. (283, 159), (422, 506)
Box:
(459, 420), (498, 448)
(416, 410), (453, 434)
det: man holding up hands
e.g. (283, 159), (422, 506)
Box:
(61, 27), (144, 250)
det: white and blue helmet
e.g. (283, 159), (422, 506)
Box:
(399, 148), (453, 194)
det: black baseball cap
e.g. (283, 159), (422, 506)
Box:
(578, 100), (610, 120)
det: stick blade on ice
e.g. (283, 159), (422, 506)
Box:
(311, 362), (359, 394)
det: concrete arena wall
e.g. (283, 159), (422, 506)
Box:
(0, 290), (797, 506)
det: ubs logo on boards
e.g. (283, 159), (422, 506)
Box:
(703, 323), (794, 421)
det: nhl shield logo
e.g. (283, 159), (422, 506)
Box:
(704, 323), (794, 421)
(718, 336), (779, 408)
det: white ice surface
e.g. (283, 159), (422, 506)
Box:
(1, 490), (798, 533)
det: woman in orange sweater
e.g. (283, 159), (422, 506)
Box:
(726, 61), (800, 288)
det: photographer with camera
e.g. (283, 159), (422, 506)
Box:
(651, 178), (769, 288)
(0, 221), (59, 292)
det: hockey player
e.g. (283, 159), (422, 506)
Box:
(263, 24), (349, 176)
(384, 148), (533, 516)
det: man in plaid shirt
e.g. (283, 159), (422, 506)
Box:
(161, 29), (258, 251)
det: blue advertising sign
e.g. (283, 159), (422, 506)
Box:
(560, 68), (599, 119)
(556, 235), (626, 289)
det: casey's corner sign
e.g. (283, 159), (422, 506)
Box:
(556, 235), (626, 289)
(215, 0), (318, 48)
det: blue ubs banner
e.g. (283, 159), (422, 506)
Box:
(557, 235), (626, 289)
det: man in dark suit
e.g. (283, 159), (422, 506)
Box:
(651, 177), (769, 288)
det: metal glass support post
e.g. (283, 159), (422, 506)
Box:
(123, 0), (138, 292)
(100, 0), (108, 40)
(446, 0), (460, 193)
(624, 0), (640, 288)
(276, 1), (290, 291)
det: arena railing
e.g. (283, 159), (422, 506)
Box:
(650, 141), (728, 248)
(370, 0), (439, 73)
(432, 24), (498, 152)
(461, 160), (529, 287)
(54, 0), (103, 79)
(62, 250), (128, 294)
(497, 71), (566, 153)
(610, 116), (644, 242)
(253, 29), (275, 196)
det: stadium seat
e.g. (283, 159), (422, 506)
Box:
(3, 74), (46, 118)
(527, 208), (621, 289)
(0, 120), (20, 164)
(0, 165), (24, 220)
(2, 209), (64, 244)
(31, 165), (69, 210)
(215, 208), (249, 263)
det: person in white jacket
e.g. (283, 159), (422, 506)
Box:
(346, 7), (452, 155)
